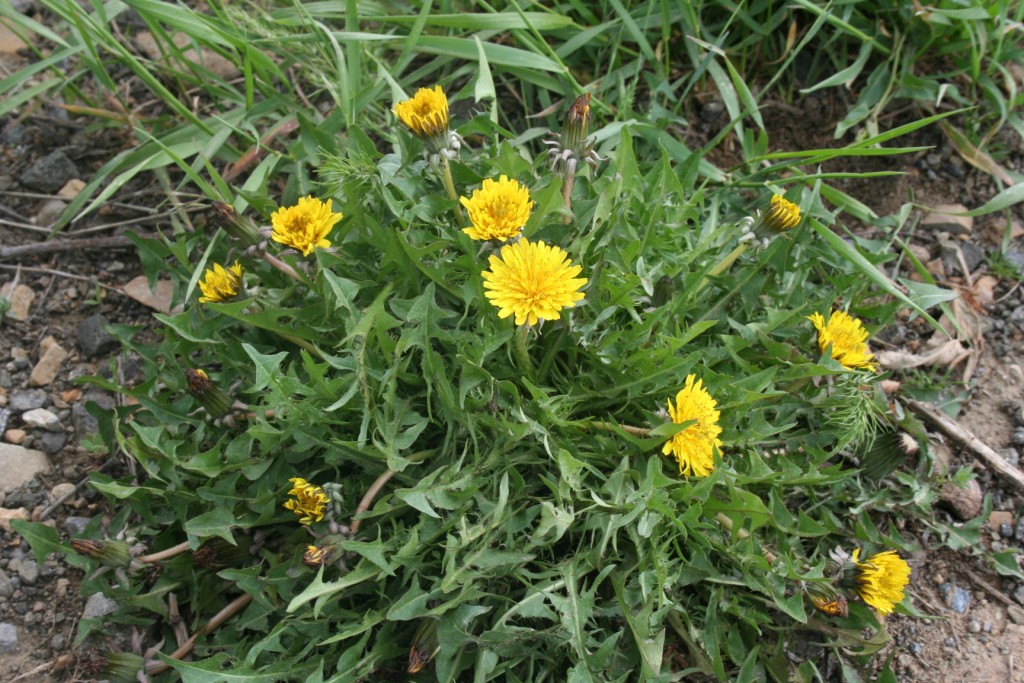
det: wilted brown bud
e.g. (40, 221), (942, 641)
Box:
(408, 618), (440, 673)
(185, 368), (233, 418)
(193, 537), (254, 569)
(211, 202), (262, 247)
(71, 538), (132, 567)
(562, 93), (591, 154)
(806, 581), (849, 618)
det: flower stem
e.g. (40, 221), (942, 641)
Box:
(696, 243), (748, 293)
(350, 468), (396, 535)
(137, 541), (190, 564)
(262, 251), (305, 284)
(561, 172), (575, 225)
(578, 420), (650, 436)
(440, 156), (466, 225)
(145, 593), (254, 675)
(514, 325), (535, 378)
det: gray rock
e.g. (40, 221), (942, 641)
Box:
(49, 633), (65, 650)
(0, 569), (12, 598)
(13, 558), (39, 585)
(940, 583), (971, 613)
(922, 203), (973, 235)
(72, 390), (115, 437)
(9, 389), (48, 412)
(39, 430), (67, 455)
(19, 151), (80, 194)
(82, 593), (118, 619)
(1016, 516), (1024, 542)
(0, 623), (17, 655)
(33, 199), (67, 227)
(0, 443), (51, 493)
(1009, 605), (1024, 626)
(1003, 448), (1020, 468)
(63, 516), (91, 535)
(0, 408), (7, 435)
(75, 314), (119, 358)
(22, 407), (61, 431)
(0, 369), (11, 389)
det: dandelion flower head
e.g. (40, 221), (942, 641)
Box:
(283, 477), (330, 525)
(807, 310), (877, 370)
(852, 549), (911, 615)
(763, 193), (801, 233)
(461, 175), (534, 242)
(392, 85), (449, 140)
(481, 238), (587, 326)
(198, 261), (243, 304)
(661, 374), (723, 477)
(270, 196), (342, 256)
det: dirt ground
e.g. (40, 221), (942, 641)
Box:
(2, 9), (1024, 683)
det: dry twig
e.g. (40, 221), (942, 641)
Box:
(906, 398), (1024, 494)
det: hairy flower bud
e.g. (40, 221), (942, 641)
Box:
(193, 537), (254, 569)
(100, 652), (145, 683)
(185, 368), (233, 418)
(71, 538), (133, 567)
(211, 202), (262, 247)
(407, 619), (440, 673)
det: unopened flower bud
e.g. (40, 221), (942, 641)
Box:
(806, 581), (849, 618)
(408, 618), (440, 673)
(100, 652), (145, 683)
(193, 537), (254, 569)
(562, 93), (591, 156)
(754, 194), (801, 236)
(185, 368), (233, 418)
(71, 538), (133, 567)
(211, 202), (261, 247)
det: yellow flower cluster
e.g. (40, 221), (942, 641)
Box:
(762, 194), (801, 233)
(808, 310), (877, 370)
(852, 548), (912, 615)
(271, 196), (343, 256)
(661, 374), (723, 477)
(461, 175), (534, 242)
(481, 239), (588, 326)
(393, 85), (450, 143)
(282, 477), (330, 525)
(198, 261), (243, 304)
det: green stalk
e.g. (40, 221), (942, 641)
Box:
(514, 325), (535, 379)
(695, 243), (748, 293)
(440, 156), (466, 225)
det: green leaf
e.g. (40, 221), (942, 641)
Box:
(184, 507), (237, 544)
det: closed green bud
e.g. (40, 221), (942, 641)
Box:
(71, 538), (133, 567)
(211, 202), (262, 247)
(185, 368), (233, 418)
(102, 652), (145, 682)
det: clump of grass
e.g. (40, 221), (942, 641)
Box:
(7, 1), (1018, 681)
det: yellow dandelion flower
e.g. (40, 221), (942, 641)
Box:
(852, 549), (911, 615)
(282, 477), (330, 525)
(197, 261), (243, 304)
(481, 238), (587, 326)
(762, 194), (801, 233)
(460, 176), (534, 242)
(807, 310), (877, 370)
(270, 196), (342, 256)
(392, 85), (450, 143)
(661, 374), (723, 477)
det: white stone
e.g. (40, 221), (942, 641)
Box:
(21, 408), (61, 431)
(0, 443), (50, 493)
